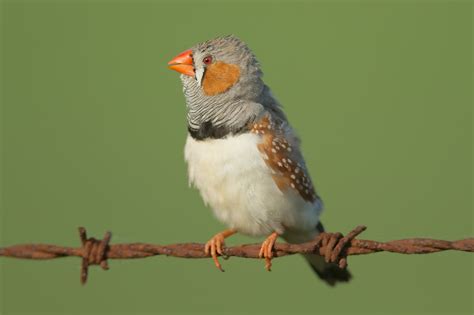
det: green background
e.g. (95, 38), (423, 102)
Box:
(0, 1), (472, 314)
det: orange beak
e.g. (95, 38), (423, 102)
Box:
(168, 49), (195, 76)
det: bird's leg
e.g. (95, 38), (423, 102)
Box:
(258, 232), (279, 271)
(204, 229), (237, 271)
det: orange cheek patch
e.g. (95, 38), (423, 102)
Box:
(202, 62), (241, 96)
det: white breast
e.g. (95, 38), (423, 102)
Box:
(184, 133), (321, 237)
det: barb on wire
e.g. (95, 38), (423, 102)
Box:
(0, 225), (473, 284)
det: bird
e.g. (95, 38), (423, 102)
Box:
(168, 35), (351, 285)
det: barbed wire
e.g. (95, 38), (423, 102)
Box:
(0, 225), (473, 284)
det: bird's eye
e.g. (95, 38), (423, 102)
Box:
(203, 56), (213, 65)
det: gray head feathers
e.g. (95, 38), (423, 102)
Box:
(192, 35), (262, 79)
(177, 35), (285, 140)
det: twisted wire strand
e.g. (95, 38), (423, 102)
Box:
(1, 225), (473, 284)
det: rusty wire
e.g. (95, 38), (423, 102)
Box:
(0, 225), (473, 284)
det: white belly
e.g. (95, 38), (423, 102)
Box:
(184, 133), (321, 237)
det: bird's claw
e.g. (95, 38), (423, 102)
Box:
(258, 232), (279, 271)
(204, 233), (226, 272)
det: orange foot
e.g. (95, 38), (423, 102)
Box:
(258, 232), (279, 271)
(204, 229), (237, 272)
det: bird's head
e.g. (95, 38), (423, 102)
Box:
(168, 35), (263, 100)
(167, 35), (279, 140)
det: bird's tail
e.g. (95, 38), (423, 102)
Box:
(284, 222), (352, 286)
(303, 253), (352, 286)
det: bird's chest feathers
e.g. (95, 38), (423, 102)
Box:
(202, 62), (240, 96)
(184, 127), (321, 236)
(185, 133), (268, 205)
(184, 133), (278, 234)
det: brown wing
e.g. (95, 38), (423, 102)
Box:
(250, 115), (318, 203)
